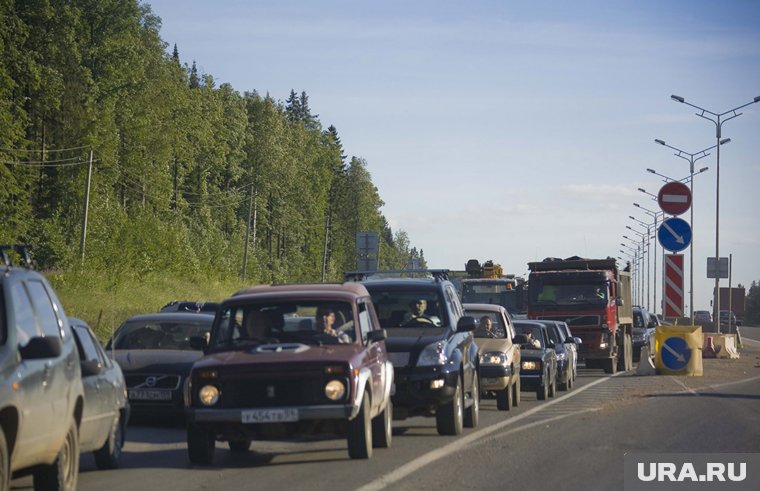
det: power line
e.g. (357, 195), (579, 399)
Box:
(0, 144), (91, 153)
(3, 158), (95, 167)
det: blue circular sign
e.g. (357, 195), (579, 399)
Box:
(661, 337), (691, 370)
(658, 217), (692, 252)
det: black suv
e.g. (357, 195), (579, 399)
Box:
(1, 245), (84, 490)
(349, 270), (480, 436)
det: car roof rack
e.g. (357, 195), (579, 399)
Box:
(0, 244), (33, 269)
(344, 269), (449, 282)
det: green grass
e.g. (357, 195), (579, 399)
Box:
(48, 270), (249, 343)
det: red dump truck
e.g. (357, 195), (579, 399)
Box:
(527, 256), (634, 374)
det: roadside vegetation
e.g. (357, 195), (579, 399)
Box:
(0, 0), (426, 340)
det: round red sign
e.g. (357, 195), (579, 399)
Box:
(658, 181), (692, 216)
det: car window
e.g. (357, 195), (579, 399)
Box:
(26, 280), (64, 338)
(73, 324), (101, 364)
(545, 324), (560, 345)
(357, 302), (372, 343)
(115, 318), (214, 350)
(11, 281), (39, 346)
(466, 311), (507, 339)
(211, 300), (355, 349)
(367, 289), (446, 328)
(514, 324), (544, 349)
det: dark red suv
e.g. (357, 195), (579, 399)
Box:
(184, 283), (393, 465)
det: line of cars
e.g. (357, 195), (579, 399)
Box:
(2, 254), (588, 489)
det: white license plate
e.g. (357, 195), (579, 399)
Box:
(241, 408), (299, 424)
(129, 389), (172, 401)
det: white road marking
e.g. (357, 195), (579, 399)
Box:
(357, 372), (623, 491)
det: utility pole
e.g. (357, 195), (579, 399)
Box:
(241, 184), (254, 281)
(79, 149), (93, 261)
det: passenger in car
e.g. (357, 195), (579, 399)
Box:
(317, 307), (351, 343)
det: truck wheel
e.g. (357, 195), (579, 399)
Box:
(436, 377), (463, 435)
(513, 376), (521, 407)
(464, 375), (479, 428)
(1, 427), (9, 491)
(347, 393), (372, 459)
(93, 412), (125, 469)
(228, 439), (251, 453)
(371, 400), (392, 448)
(496, 382), (512, 411)
(604, 357), (617, 374)
(33, 417), (79, 491)
(187, 424), (216, 466)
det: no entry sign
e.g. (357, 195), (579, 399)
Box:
(658, 181), (692, 216)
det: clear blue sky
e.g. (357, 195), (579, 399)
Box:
(146, 0), (760, 315)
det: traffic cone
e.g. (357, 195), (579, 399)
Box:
(702, 336), (717, 358)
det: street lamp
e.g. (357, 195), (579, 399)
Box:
(655, 138), (729, 320)
(670, 94), (760, 330)
(633, 203), (664, 316)
(622, 238), (645, 306)
(626, 227), (652, 311)
(638, 187), (657, 200)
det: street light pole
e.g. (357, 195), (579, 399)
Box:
(670, 94), (760, 331)
(626, 227), (652, 311)
(654, 138), (729, 320)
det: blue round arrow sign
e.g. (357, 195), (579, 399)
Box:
(658, 217), (692, 252)
(661, 336), (691, 370)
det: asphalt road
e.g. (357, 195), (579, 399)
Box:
(12, 330), (760, 491)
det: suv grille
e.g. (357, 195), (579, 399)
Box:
(211, 363), (345, 408)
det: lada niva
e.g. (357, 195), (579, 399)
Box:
(184, 283), (393, 465)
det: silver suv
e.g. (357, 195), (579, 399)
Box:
(1, 245), (84, 490)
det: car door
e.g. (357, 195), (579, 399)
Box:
(9, 278), (68, 466)
(72, 322), (111, 449)
(358, 300), (384, 414)
(446, 285), (476, 391)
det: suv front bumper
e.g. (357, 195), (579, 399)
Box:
(392, 365), (460, 408)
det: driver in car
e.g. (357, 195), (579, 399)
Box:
(402, 299), (440, 326)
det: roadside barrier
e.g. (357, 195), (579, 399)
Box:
(701, 333), (740, 359)
(635, 346), (656, 376)
(655, 325), (703, 376)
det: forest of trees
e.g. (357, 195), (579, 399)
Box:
(0, 0), (424, 285)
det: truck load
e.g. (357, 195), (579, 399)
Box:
(526, 256), (634, 374)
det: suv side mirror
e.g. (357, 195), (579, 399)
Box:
(367, 329), (388, 343)
(513, 334), (529, 345)
(456, 316), (476, 332)
(19, 336), (62, 360)
(80, 360), (103, 376)
(189, 335), (208, 351)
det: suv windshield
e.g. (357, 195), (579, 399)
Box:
(365, 288), (446, 328)
(210, 300), (356, 349)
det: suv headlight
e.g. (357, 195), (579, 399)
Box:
(324, 380), (346, 401)
(556, 352), (567, 361)
(198, 385), (220, 406)
(480, 352), (507, 365)
(522, 360), (542, 371)
(417, 341), (447, 366)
